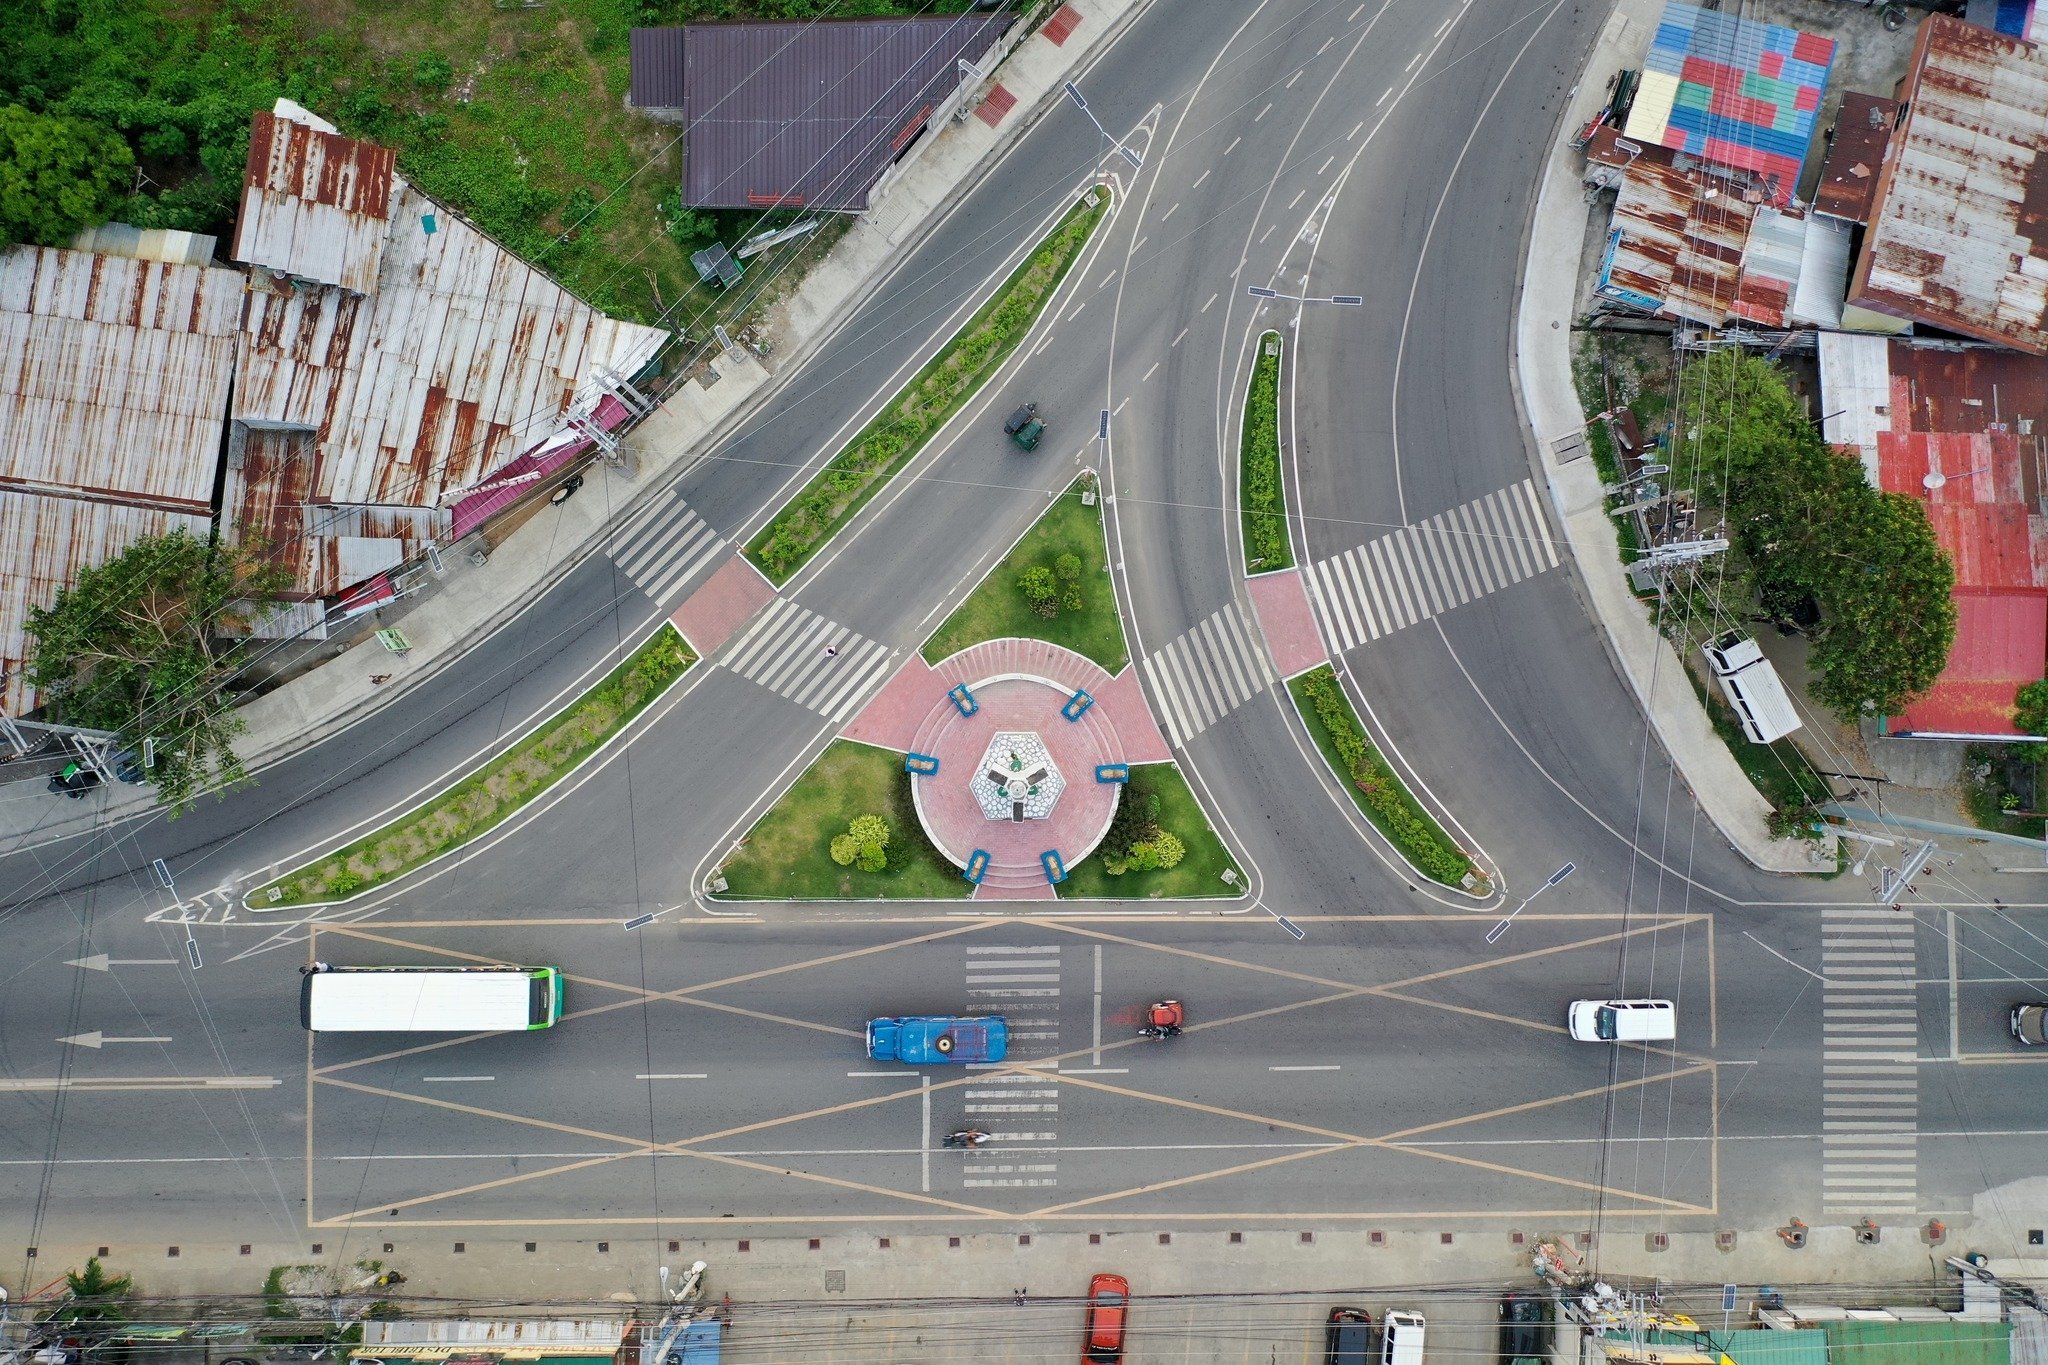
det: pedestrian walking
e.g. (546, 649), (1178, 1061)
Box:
(822, 645), (838, 658)
(370, 673), (392, 684)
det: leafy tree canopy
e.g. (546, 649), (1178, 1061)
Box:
(25, 529), (290, 813)
(58, 1256), (134, 1322)
(1678, 351), (1956, 722)
(0, 102), (133, 244)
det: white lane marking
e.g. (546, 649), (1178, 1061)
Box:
(1270, 1064), (1342, 1072)
(1288, 190), (1305, 210)
(1223, 136), (1240, 155)
(1286, 69), (1304, 88)
(1318, 155), (1334, 175)
(424, 1075), (494, 1082)
(1098, 268), (1118, 288)
(1406, 49), (1424, 72)
(1318, 36), (1334, 54)
(1142, 361), (1160, 382)
(1162, 202), (1180, 221)
(1254, 103), (1273, 122)
(636, 1073), (706, 1080)
(847, 1070), (904, 1077)
(1060, 1068), (1129, 1075)
(1349, 121), (1365, 139)
(1171, 327), (1189, 347)
(1348, 3), (1364, 16)
(1192, 169), (1211, 189)
(1376, 87), (1393, 106)
(1201, 293), (1218, 312)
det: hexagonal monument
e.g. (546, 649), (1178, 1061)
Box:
(970, 731), (1067, 822)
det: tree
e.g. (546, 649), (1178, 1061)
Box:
(829, 833), (859, 866)
(58, 1256), (133, 1323)
(855, 841), (887, 873)
(1017, 565), (1059, 618)
(25, 529), (292, 814)
(0, 103), (134, 245)
(2017, 679), (2048, 737)
(1677, 351), (1955, 722)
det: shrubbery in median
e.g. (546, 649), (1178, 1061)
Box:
(1240, 332), (1292, 572)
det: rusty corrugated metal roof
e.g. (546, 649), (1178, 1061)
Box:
(0, 492), (211, 716)
(232, 103), (396, 294)
(1849, 16), (2048, 353)
(1813, 91), (1898, 224)
(225, 103), (663, 599)
(0, 244), (240, 514)
(1598, 148), (1755, 325)
(646, 14), (1015, 211)
(1731, 205), (1804, 327)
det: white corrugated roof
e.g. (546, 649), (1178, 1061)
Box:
(1790, 213), (1850, 329)
(1818, 330), (1893, 485)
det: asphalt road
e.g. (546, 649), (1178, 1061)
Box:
(2, 0), (2046, 1272)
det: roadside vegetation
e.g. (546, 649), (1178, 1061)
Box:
(747, 187), (1112, 584)
(254, 625), (694, 907)
(1288, 665), (1477, 888)
(923, 474), (1128, 673)
(1239, 331), (1293, 573)
(1058, 763), (1241, 898)
(1, 0), (957, 320)
(1685, 668), (1830, 838)
(24, 529), (290, 814)
(715, 740), (969, 899)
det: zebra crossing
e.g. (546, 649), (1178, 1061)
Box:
(605, 494), (727, 605)
(961, 944), (1062, 1190)
(1143, 604), (1278, 745)
(1304, 479), (1559, 651)
(717, 596), (895, 722)
(1820, 905), (1920, 1215)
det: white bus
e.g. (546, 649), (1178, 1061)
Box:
(299, 964), (564, 1033)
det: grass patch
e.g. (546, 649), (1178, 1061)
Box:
(922, 474), (1128, 673)
(715, 740), (970, 900)
(255, 625), (695, 906)
(1683, 666), (1830, 829)
(1287, 666), (1478, 889)
(1240, 330), (1292, 573)
(1058, 764), (1242, 899)
(746, 187), (1113, 584)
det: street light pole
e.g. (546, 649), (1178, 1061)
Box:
(1246, 285), (1363, 306)
(152, 857), (202, 969)
(1063, 82), (1143, 170)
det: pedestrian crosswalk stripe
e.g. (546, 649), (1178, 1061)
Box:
(718, 597), (893, 720)
(1307, 479), (1558, 651)
(1821, 905), (1917, 1213)
(1143, 603), (1275, 746)
(606, 495), (728, 605)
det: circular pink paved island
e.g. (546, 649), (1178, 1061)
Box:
(910, 675), (1123, 895)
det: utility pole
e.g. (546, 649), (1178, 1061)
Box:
(1875, 839), (1935, 908)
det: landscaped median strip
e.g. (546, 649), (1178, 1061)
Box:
(252, 624), (697, 908)
(1240, 330), (1293, 574)
(746, 185), (1113, 585)
(1288, 665), (1482, 891)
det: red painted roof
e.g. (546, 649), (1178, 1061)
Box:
(1892, 591), (2046, 736)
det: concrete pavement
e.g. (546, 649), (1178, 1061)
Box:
(1509, 0), (1828, 878)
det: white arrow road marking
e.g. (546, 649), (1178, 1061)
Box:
(66, 955), (179, 972)
(58, 1032), (172, 1049)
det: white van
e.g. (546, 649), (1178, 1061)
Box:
(1569, 998), (1676, 1043)
(1700, 631), (1802, 744)
(1380, 1311), (1425, 1365)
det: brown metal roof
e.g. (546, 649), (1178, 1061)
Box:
(1848, 16), (2048, 353)
(233, 103), (397, 294)
(0, 492), (211, 716)
(1813, 91), (1898, 224)
(0, 245), (240, 514)
(640, 14), (1015, 211)
(1599, 148), (1756, 326)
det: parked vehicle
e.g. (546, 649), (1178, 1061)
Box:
(865, 1015), (1008, 1064)
(1324, 1308), (1374, 1365)
(1568, 998), (1676, 1043)
(2012, 1002), (2048, 1046)
(1082, 1272), (1130, 1364)
(1498, 1291), (1551, 1365)
(46, 760), (101, 799)
(1379, 1311), (1425, 1365)
(1005, 403), (1045, 451)
(1701, 631), (1801, 744)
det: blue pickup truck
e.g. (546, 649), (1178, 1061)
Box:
(866, 1015), (1008, 1064)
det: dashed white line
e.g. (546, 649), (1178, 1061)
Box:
(1259, 224), (1276, 243)
(1270, 1065), (1341, 1072)
(1406, 50), (1424, 72)
(1376, 87), (1394, 106)
(1317, 36), (1334, 54)
(1348, 2), (1365, 16)
(1067, 299), (1087, 319)
(1134, 236), (1147, 252)
(1162, 202), (1180, 221)
(1201, 293), (1218, 312)
(1058, 1068), (1129, 1075)
(424, 1075), (493, 1082)
(847, 1070), (902, 1077)
(1097, 268), (1118, 288)
(1288, 190), (1305, 210)
(1317, 155), (1334, 175)
(1435, 11), (1457, 35)
(1286, 70), (1303, 88)
(1223, 136), (1240, 156)
(636, 1073), (706, 1081)
(1171, 327), (1189, 347)
(1113, 399), (1129, 415)
(1142, 361), (1160, 382)
(1254, 103), (1273, 122)
(1192, 168), (1211, 189)
(1349, 121), (1365, 139)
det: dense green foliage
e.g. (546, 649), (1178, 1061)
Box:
(2016, 679), (2048, 737)
(1678, 351), (1955, 722)
(1239, 331), (1292, 572)
(747, 189), (1110, 582)
(1291, 666), (1472, 886)
(25, 530), (289, 814)
(0, 103), (134, 244)
(58, 1257), (134, 1323)
(1096, 787), (1185, 876)
(256, 625), (694, 905)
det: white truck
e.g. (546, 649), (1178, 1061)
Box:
(1701, 631), (1802, 745)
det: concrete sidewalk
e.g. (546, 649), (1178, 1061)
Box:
(0, 0), (1153, 853)
(1510, 3), (1827, 878)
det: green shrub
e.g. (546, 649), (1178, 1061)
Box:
(855, 842), (887, 873)
(1296, 666), (1470, 885)
(413, 53), (454, 92)
(1153, 830), (1185, 869)
(829, 833), (858, 866)
(2017, 678), (2048, 737)
(849, 813), (889, 846)
(1019, 565), (1059, 617)
(1239, 334), (1291, 571)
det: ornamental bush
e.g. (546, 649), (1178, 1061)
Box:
(1018, 565), (1059, 617)
(829, 834), (859, 866)
(849, 814), (890, 846)
(1297, 666), (1469, 885)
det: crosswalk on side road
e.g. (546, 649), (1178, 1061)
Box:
(605, 494), (727, 607)
(1820, 905), (1920, 1215)
(717, 595), (895, 721)
(1305, 478), (1559, 651)
(1143, 603), (1278, 746)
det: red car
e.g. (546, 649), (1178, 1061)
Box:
(1083, 1272), (1131, 1363)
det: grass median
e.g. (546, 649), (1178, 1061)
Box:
(922, 474), (1127, 673)
(252, 625), (695, 908)
(1288, 665), (1479, 889)
(1057, 763), (1242, 899)
(1240, 331), (1293, 574)
(714, 740), (969, 899)
(746, 187), (1112, 585)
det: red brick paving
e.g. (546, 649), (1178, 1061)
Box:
(1041, 3), (1081, 45)
(670, 554), (777, 657)
(976, 83), (1017, 128)
(1247, 567), (1330, 678)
